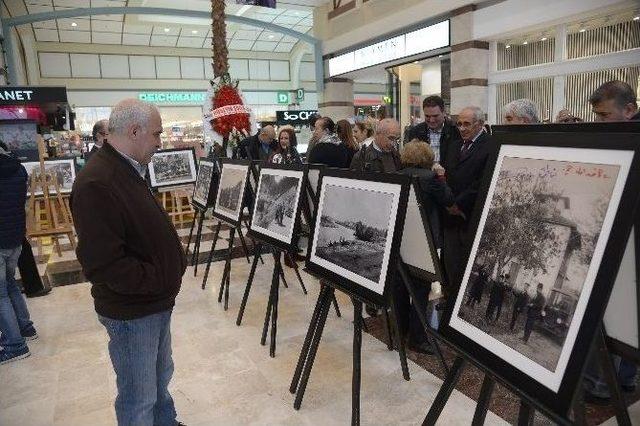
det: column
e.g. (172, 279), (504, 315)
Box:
(449, 5), (490, 117)
(552, 24), (568, 120)
(318, 77), (354, 119)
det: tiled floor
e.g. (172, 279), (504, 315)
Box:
(1, 254), (511, 425)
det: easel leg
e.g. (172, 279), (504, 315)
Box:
(270, 252), (282, 358)
(422, 357), (466, 426)
(186, 208), (197, 257)
(398, 261), (449, 374)
(287, 252), (308, 294)
(279, 264), (289, 289)
(388, 289), (410, 381)
(382, 309), (394, 351)
(237, 227), (251, 263)
(516, 401), (534, 426)
(236, 243), (262, 326)
(218, 228), (236, 310)
(471, 375), (495, 426)
(201, 221), (222, 290)
(596, 327), (632, 426)
(352, 298), (363, 426)
(293, 287), (333, 410)
(290, 284), (330, 393)
(332, 294), (342, 318)
(192, 212), (205, 276)
(572, 385), (587, 425)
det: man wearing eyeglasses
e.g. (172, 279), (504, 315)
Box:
(441, 106), (493, 292)
(85, 119), (109, 163)
(349, 118), (402, 173)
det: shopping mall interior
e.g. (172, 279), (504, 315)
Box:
(0, 0), (639, 425)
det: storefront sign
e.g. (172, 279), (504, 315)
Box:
(276, 110), (318, 125)
(0, 86), (67, 105)
(296, 88), (305, 102)
(138, 92), (206, 104)
(328, 20), (450, 77)
(277, 92), (290, 104)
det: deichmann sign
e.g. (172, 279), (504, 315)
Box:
(276, 110), (318, 125)
(0, 86), (68, 105)
(138, 92), (206, 104)
(328, 20), (450, 77)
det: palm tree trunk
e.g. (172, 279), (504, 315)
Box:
(211, 0), (228, 77)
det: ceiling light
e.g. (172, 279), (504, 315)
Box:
(438, 54), (443, 58)
(191, 30), (198, 34)
(579, 28), (586, 32)
(71, 22), (77, 27)
(505, 44), (511, 49)
(523, 41), (528, 45)
(541, 37), (547, 41)
(164, 27), (170, 32)
(268, 34), (274, 39)
(634, 16), (639, 21)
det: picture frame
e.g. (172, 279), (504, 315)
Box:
(304, 163), (324, 221)
(439, 123), (640, 421)
(148, 148), (197, 189)
(306, 168), (411, 306)
(212, 159), (251, 227)
(0, 119), (39, 161)
(191, 158), (220, 210)
(248, 164), (306, 251)
(22, 157), (77, 196)
(399, 179), (443, 283)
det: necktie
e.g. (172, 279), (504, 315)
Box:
(461, 140), (472, 155)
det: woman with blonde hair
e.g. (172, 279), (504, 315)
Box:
(353, 120), (374, 147)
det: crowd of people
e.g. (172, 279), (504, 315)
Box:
(0, 80), (637, 424)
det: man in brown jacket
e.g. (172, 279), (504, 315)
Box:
(71, 99), (187, 426)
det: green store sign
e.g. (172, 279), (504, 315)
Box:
(138, 92), (206, 104)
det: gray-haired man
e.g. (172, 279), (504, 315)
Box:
(72, 99), (187, 426)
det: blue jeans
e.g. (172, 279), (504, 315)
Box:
(0, 245), (35, 355)
(584, 351), (637, 398)
(99, 310), (177, 426)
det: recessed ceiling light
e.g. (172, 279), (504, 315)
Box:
(523, 41), (528, 45)
(634, 16), (639, 21)
(541, 37), (547, 41)
(71, 22), (77, 27)
(438, 54), (443, 58)
(579, 28), (586, 32)
(505, 44), (511, 49)
(191, 30), (198, 34)
(268, 34), (274, 39)
(164, 28), (170, 32)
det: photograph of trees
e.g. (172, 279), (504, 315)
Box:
(215, 166), (246, 218)
(457, 157), (620, 371)
(252, 172), (301, 242)
(193, 162), (214, 207)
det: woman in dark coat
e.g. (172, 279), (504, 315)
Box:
(267, 128), (302, 165)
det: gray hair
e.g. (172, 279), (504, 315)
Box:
(459, 106), (485, 123)
(109, 99), (159, 136)
(503, 98), (539, 123)
(375, 118), (400, 135)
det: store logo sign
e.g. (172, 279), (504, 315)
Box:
(276, 110), (318, 124)
(0, 90), (34, 101)
(138, 92), (206, 104)
(328, 20), (450, 77)
(277, 92), (290, 104)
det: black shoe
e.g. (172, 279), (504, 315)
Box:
(176, 422), (187, 426)
(583, 390), (611, 406)
(622, 384), (636, 393)
(408, 341), (434, 355)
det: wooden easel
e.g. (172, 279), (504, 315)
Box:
(158, 184), (196, 225)
(26, 137), (76, 257)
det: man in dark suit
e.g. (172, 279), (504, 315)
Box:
(85, 119), (108, 163)
(404, 95), (459, 166)
(510, 283), (530, 330)
(237, 125), (277, 161)
(441, 106), (493, 292)
(523, 283), (545, 343)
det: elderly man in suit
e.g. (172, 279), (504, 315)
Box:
(441, 106), (493, 292)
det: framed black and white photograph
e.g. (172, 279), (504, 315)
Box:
(399, 180), (443, 282)
(148, 148), (197, 189)
(249, 165), (305, 250)
(0, 119), (39, 161)
(307, 169), (410, 306)
(22, 157), (77, 196)
(191, 158), (219, 210)
(440, 123), (640, 420)
(212, 159), (250, 227)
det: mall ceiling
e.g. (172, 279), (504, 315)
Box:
(2, 0), (326, 52)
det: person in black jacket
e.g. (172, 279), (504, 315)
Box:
(85, 119), (109, 163)
(398, 140), (460, 354)
(522, 283), (545, 343)
(237, 125), (277, 161)
(510, 283), (530, 330)
(441, 106), (493, 293)
(71, 99), (187, 425)
(307, 117), (351, 168)
(350, 118), (402, 173)
(267, 128), (302, 165)
(404, 95), (459, 166)
(0, 141), (38, 365)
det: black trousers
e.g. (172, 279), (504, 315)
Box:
(392, 275), (432, 345)
(523, 316), (536, 342)
(442, 225), (469, 295)
(17, 238), (47, 296)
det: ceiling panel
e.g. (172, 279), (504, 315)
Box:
(26, 4), (53, 13)
(253, 41), (277, 51)
(91, 0), (126, 6)
(273, 15), (302, 25)
(92, 32), (122, 44)
(33, 19), (57, 29)
(259, 31), (282, 42)
(59, 30), (91, 43)
(91, 20), (122, 32)
(53, 0), (89, 7)
(34, 28), (60, 42)
(176, 37), (205, 48)
(273, 42), (295, 52)
(234, 29), (261, 40)
(228, 39), (254, 50)
(150, 35), (178, 46)
(152, 26), (180, 36)
(91, 14), (123, 21)
(122, 33), (151, 45)
(58, 18), (90, 31)
(123, 23), (153, 34)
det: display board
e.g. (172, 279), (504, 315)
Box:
(439, 123), (640, 421)
(148, 148), (197, 189)
(400, 182), (442, 282)
(306, 168), (410, 306)
(212, 159), (250, 227)
(22, 157), (77, 195)
(0, 119), (39, 161)
(191, 158), (219, 209)
(249, 164), (305, 250)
